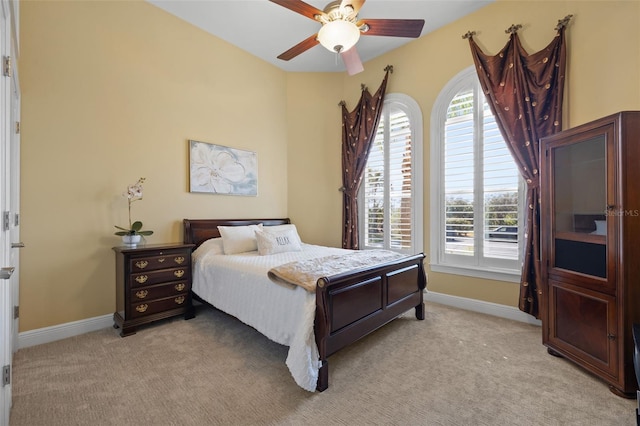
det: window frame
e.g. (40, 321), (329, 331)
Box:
(430, 67), (523, 283)
(358, 93), (424, 255)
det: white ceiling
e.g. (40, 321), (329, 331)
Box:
(147, 0), (494, 73)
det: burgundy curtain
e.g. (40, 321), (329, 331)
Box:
(467, 19), (569, 318)
(340, 67), (391, 249)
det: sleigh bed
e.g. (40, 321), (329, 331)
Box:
(183, 218), (427, 392)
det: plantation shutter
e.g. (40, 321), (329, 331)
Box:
(444, 90), (475, 256)
(362, 107), (414, 251)
(443, 88), (520, 262)
(482, 102), (520, 254)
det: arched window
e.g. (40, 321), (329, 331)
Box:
(358, 93), (423, 255)
(430, 67), (523, 281)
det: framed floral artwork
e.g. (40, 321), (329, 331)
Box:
(189, 140), (258, 196)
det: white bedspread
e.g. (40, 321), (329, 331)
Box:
(191, 242), (351, 392)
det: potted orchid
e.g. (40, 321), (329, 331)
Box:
(114, 177), (154, 246)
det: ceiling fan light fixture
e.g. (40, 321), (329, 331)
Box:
(317, 20), (360, 53)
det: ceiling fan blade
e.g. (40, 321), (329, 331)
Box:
(360, 19), (425, 38)
(269, 0), (325, 21)
(277, 33), (319, 61)
(341, 46), (364, 76)
(340, 0), (366, 14)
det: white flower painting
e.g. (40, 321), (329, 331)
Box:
(189, 140), (257, 196)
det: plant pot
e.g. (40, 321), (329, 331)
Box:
(122, 234), (142, 247)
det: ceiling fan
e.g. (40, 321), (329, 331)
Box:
(269, 0), (425, 75)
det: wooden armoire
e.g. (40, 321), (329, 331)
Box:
(540, 111), (640, 398)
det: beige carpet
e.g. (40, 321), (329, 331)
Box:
(9, 301), (636, 425)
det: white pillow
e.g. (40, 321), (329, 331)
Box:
(256, 228), (302, 255)
(263, 224), (302, 244)
(593, 220), (606, 235)
(217, 224), (263, 254)
(192, 237), (224, 261)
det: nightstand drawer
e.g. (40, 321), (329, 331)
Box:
(130, 267), (191, 287)
(130, 295), (189, 319)
(129, 250), (191, 272)
(130, 281), (190, 301)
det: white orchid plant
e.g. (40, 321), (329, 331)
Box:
(114, 177), (154, 237)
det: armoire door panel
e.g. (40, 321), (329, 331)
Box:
(549, 281), (617, 375)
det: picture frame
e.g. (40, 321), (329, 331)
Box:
(189, 140), (257, 196)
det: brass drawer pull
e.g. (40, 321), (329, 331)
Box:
(174, 296), (185, 305)
(158, 257), (165, 263)
(135, 260), (148, 269)
(135, 290), (148, 299)
(135, 275), (148, 284)
(174, 256), (185, 264)
(135, 304), (148, 313)
(174, 283), (186, 292)
(174, 270), (185, 278)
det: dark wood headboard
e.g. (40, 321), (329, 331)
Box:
(183, 218), (291, 248)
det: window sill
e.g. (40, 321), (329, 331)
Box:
(429, 263), (521, 283)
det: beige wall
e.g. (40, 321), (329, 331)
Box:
(19, 0), (640, 331)
(19, 0), (289, 330)
(285, 73), (344, 247)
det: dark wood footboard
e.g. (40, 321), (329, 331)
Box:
(314, 253), (427, 391)
(183, 218), (427, 392)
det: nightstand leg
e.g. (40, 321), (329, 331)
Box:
(119, 326), (136, 337)
(113, 312), (136, 337)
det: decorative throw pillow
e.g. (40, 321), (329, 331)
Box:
(217, 224), (263, 254)
(256, 228), (302, 255)
(263, 224), (303, 245)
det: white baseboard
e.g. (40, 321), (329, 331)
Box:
(18, 314), (113, 349)
(425, 291), (542, 326)
(16, 293), (539, 349)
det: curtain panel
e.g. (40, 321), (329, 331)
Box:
(467, 20), (569, 318)
(340, 67), (391, 249)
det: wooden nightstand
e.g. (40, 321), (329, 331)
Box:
(112, 242), (195, 337)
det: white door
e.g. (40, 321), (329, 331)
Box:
(0, 31), (10, 426)
(8, 41), (19, 356)
(1, 1), (19, 424)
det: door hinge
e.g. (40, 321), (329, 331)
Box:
(14, 305), (19, 319)
(3, 211), (9, 231)
(15, 121), (19, 134)
(3, 56), (11, 77)
(2, 365), (9, 386)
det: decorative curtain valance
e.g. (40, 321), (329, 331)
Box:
(464, 16), (571, 319)
(340, 66), (392, 249)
